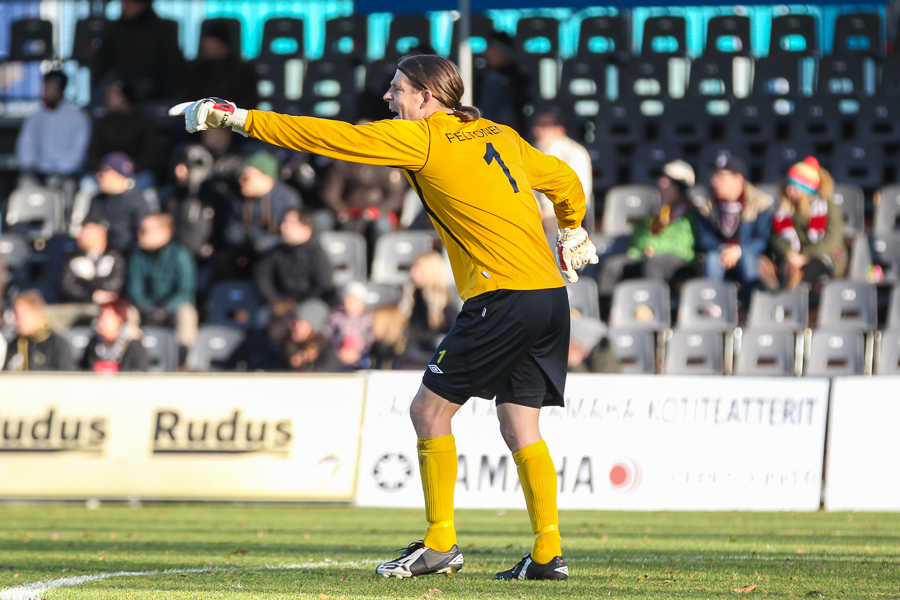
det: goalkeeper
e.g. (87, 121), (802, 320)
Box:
(170, 54), (598, 581)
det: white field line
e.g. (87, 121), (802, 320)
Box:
(0, 559), (381, 600)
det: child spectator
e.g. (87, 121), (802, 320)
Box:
(568, 314), (620, 374)
(768, 157), (847, 289)
(80, 299), (148, 372)
(127, 213), (198, 349)
(324, 281), (373, 369)
(4, 290), (74, 371)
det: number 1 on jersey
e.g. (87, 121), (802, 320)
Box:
(483, 143), (520, 193)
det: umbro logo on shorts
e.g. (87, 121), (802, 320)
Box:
(428, 365), (443, 374)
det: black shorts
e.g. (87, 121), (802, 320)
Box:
(421, 287), (570, 409)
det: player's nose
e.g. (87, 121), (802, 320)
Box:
(383, 90), (393, 102)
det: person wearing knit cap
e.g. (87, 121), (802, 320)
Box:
(696, 152), (774, 304)
(86, 151), (154, 253)
(598, 160), (698, 298)
(768, 156), (846, 289)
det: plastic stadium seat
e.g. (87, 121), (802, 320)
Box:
(141, 327), (178, 372)
(705, 15), (751, 56)
(871, 236), (900, 284)
(206, 280), (261, 331)
(64, 326), (93, 366)
(5, 185), (64, 242)
(832, 184), (865, 237)
(9, 19), (54, 61)
(874, 185), (900, 239)
(385, 14), (432, 59)
(762, 140), (816, 183)
(687, 54), (752, 102)
(371, 232), (435, 285)
(323, 15), (368, 61)
(362, 283), (402, 308)
(585, 139), (620, 192)
(768, 14), (818, 56)
(804, 326), (865, 376)
(848, 232), (874, 282)
(752, 56), (810, 98)
(640, 16), (686, 57)
(664, 328), (724, 375)
(13, 234), (77, 304)
(557, 56), (612, 120)
(0, 233), (31, 270)
(876, 329), (900, 374)
(620, 56), (681, 100)
(610, 278), (671, 331)
(593, 100), (645, 145)
(817, 280), (877, 331)
(792, 99), (843, 143)
(630, 143), (686, 186)
(319, 231), (366, 287)
(658, 99), (713, 145)
(576, 15), (629, 60)
(186, 325), (246, 372)
(857, 97), (900, 142)
(300, 58), (359, 121)
(887, 284), (900, 328)
(830, 141), (885, 191)
(608, 328), (656, 374)
(200, 18), (242, 56)
(70, 17), (105, 64)
(833, 13), (882, 56)
(677, 279), (739, 332)
(260, 17), (305, 59)
(747, 286), (809, 332)
(735, 327), (796, 376)
(566, 278), (600, 320)
(816, 55), (876, 99)
(515, 16), (559, 58)
(601, 185), (660, 236)
(723, 98), (782, 144)
(450, 13), (495, 64)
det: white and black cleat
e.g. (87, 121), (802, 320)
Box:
(495, 554), (569, 581)
(376, 540), (464, 579)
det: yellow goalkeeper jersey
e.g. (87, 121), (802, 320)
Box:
(245, 110), (586, 301)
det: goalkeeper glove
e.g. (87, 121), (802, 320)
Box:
(168, 98), (249, 135)
(556, 227), (599, 283)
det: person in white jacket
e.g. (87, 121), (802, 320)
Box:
(532, 109), (593, 232)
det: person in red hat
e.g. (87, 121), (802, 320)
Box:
(769, 157), (846, 289)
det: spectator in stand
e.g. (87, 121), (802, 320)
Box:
(160, 145), (216, 260)
(254, 209), (335, 306)
(476, 31), (531, 131)
(531, 109), (593, 232)
(87, 79), (162, 190)
(4, 290), (74, 371)
(16, 70), (91, 187)
(284, 298), (342, 373)
(598, 160), (697, 298)
(567, 314), (620, 374)
(369, 305), (408, 370)
(225, 299), (296, 371)
(323, 281), (373, 369)
(200, 128), (246, 181)
(90, 0), (183, 103)
(696, 154), (774, 303)
(84, 152), (153, 253)
(320, 128), (407, 247)
(80, 299), (148, 372)
(128, 213), (198, 349)
(46, 213), (127, 332)
(182, 21), (259, 110)
(217, 152), (301, 278)
(766, 157), (847, 290)
(397, 252), (457, 368)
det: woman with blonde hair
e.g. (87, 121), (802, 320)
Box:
(397, 252), (457, 368)
(769, 157), (847, 289)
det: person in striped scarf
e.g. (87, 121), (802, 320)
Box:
(769, 157), (847, 290)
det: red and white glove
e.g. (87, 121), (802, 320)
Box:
(168, 97), (248, 135)
(556, 227), (599, 283)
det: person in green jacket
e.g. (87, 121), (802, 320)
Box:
(598, 160), (697, 297)
(767, 157), (846, 290)
(128, 213), (198, 348)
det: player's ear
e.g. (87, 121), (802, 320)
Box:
(420, 89), (433, 108)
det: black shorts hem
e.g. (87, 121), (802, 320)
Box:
(422, 377), (471, 405)
(496, 394), (565, 409)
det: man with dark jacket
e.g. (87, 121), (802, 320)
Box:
(87, 152), (153, 253)
(128, 213), (198, 348)
(90, 0), (183, 102)
(696, 154), (774, 302)
(59, 213), (126, 304)
(254, 209), (335, 305)
(4, 290), (74, 371)
(182, 21), (259, 110)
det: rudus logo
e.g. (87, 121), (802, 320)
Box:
(1, 409), (106, 453)
(152, 410), (292, 456)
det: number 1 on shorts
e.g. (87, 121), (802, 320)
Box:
(437, 350), (446, 363)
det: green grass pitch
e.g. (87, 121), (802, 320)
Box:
(1, 504), (898, 599)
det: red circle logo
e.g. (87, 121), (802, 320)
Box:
(609, 458), (642, 494)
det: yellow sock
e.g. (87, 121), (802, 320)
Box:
(418, 435), (458, 552)
(514, 439), (562, 564)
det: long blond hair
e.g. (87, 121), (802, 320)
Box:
(397, 55), (481, 122)
(399, 252), (451, 330)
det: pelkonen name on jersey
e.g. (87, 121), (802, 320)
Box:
(444, 125), (502, 143)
